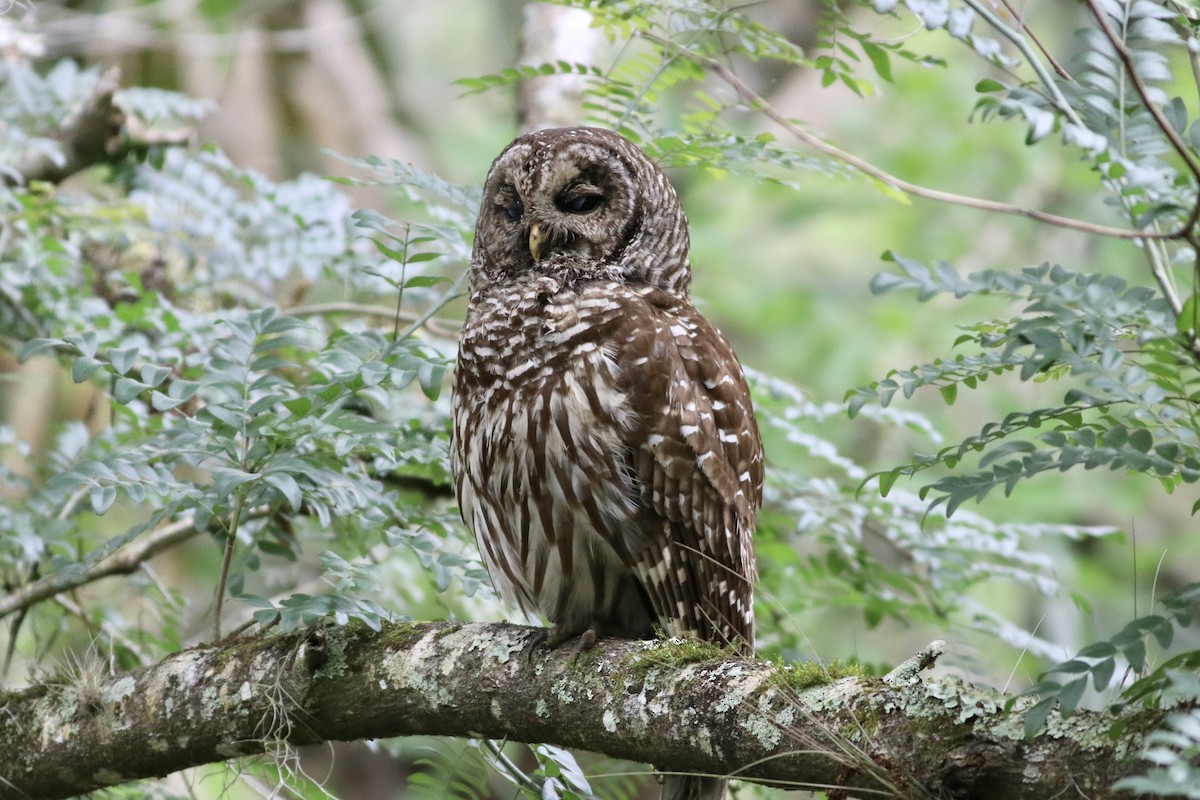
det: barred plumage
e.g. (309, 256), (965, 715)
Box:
(451, 127), (763, 800)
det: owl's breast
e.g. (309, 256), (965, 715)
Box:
(456, 276), (628, 396)
(451, 278), (651, 627)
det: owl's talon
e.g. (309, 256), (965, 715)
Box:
(576, 626), (598, 651)
(527, 623), (601, 659)
(524, 628), (549, 661)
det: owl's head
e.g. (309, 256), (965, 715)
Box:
(471, 127), (691, 295)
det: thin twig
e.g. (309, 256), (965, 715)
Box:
(959, 0), (1081, 124)
(280, 302), (459, 338)
(1085, 0), (1195, 317)
(212, 496), (247, 642)
(483, 740), (545, 794)
(383, 268), (471, 361)
(0, 505), (272, 621)
(1086, 0), (1200, 185)
(996, 0), (1073, 82)
(640, 32), (1172, 241)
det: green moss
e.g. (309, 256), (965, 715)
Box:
(598, 638), (715, 699)
(209, 631), (281, 673)
(375, 620), (429, 650)
(619, 636), (734, 678)
(774, 658), (870, 693)
(430, 622), (463, 641)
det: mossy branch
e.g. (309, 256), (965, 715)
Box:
(0, 621), (1153, 800)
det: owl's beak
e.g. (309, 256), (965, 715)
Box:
(528, 223), (547, 263)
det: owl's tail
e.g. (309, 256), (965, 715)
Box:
(662, 775), (727, 800)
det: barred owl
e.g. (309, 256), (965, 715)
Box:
(451, 127), (762, 800)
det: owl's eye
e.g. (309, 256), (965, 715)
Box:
(557, 192), (603, 214)
(501, 201), (523, 221)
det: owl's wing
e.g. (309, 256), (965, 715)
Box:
(613, 286), (763, 653)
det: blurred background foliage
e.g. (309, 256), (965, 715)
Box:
(3, 0), (1200, 797)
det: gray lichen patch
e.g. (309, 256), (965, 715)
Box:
(913, 676), (1005, 724)
(741, 687), (799, 750)
(467, 632), (525, 665)
(742, 698), (784, 749)
(713, 663), (756, 713)
(101, 676), (136, 705)
(311, 627), (351, 681)
(382, 629), (454, 708)
(552, 674), (578, 704)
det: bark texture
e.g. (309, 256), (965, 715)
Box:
(0, 620), (1153, 800)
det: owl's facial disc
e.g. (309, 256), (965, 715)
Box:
(481, 137), (637, 272)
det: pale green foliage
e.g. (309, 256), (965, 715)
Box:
(752, 370), (1117, 661)
(1022, 582), (1200, 737)
(851, 1), (1200, 519)
(5, 0), (1200, 797)
(1114, 702), (1200, 798)
(837, 0), (1200, 786)
(1, 65), (486, 660)
(852, 258), (1198, 516)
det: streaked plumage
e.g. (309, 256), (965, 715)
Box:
(451, 127), (762, 800)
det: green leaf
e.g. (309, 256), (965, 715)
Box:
(1177, 292), (1198, 335)
(17, 338), (62, 361)
(877, 469), (899, 497)
(402, 274), (450, 288)
(1024, 696), (1056, 738)
(109, 346), (139, 376)
(113, 377), (149, 404)
(861, 41), (893, 82)
(72, 357), (104, 383)
(89, 485), (117, 515)
(139, 364), (173, 387)
(263, 472), (303, 511)
(403, 252), (442, 264)
(1092, 657), (1116, 691)
(211, 467), (258, 496)
(1077, 641), (1118, 659)
(1057, 677), (1087, 717)
(282, 397), (313, 417)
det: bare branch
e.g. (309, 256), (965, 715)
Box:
(883, 639), (945, 685)
(0, 505), (271, 621)
(960, 0), (1081, 118)
(0, 621), (1159, 800)
(995, 0), (1074, 82)
(640, 33), (1176, 242)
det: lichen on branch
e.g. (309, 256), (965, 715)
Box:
(0, 621), (1152, 800)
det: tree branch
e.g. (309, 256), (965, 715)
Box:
(0, 621), (1153, 800)
(0, 506), (272, 621)
(281, 301), (459, 338)
(5, 66), (126, 186)
(639, 33), (1177, 242)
